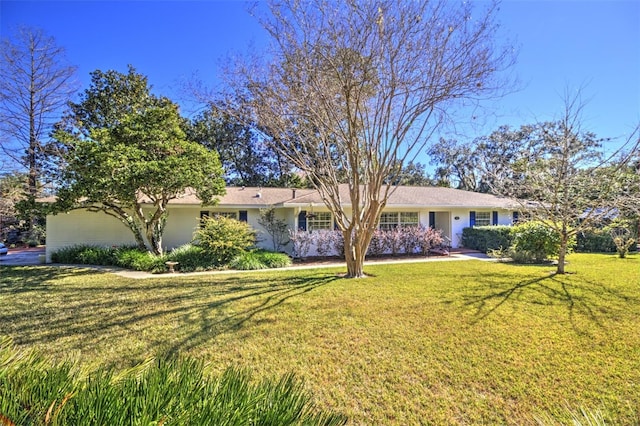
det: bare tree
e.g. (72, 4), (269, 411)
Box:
(226, 0), (514, 277)
(0, 26), (78, 226)
(491, 91), (640, 274)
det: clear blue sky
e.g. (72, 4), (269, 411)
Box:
(2, 0), (639, 165)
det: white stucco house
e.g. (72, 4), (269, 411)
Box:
(45, 185), (519, 262)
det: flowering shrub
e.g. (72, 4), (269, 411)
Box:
(289, 229), (313, 259)
(367, 228), (389, 256)
(314, 230), (334, 257)
(417, 227), (445, 255)
(289, 227), (447, 258)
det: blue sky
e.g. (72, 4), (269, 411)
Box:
(1, 0), (639, 167)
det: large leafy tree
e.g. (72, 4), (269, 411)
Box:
(227, 0), (513, 277)
(187, 105), (298, 187)
(53, 68), (225, 254)
(0, 26), (78, 228)
(490, 94), (640, 274)
(428, 125), (542, 193)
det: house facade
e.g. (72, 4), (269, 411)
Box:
(45, 185), (519, 262)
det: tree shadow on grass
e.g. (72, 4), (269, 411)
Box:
(161, 273), (340, 358)
(0, 265), (103, 293)
(0, 266), (339, 368)
(457, 267), (640, 335)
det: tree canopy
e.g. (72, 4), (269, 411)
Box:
(226, 0), (514, 277)
(186, 105), (302, 187)
(488, 93), (640, 273)
(53, 67), (225, 254)
(0, 26), (78, 228)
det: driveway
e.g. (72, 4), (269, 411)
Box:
(0, 246), (46, 266)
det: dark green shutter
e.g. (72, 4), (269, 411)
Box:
(298, 211), (307, 231)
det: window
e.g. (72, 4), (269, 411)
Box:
(200, 211), (242, 228)
(475, 211), (491, 227)
(213, 212), (238, 220)
(307, 212), (332, 231)
(379, 212), (419, 230)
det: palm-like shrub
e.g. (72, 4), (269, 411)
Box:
(0, 337), (346, 425)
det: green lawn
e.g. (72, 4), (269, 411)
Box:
(1, 253), (639, 424)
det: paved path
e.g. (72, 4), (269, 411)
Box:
(112, 252), (493, 279)
(0, 247), (46, 266)
(0, 247), (493, 279)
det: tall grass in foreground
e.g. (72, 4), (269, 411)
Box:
(0, 337), (346, 426)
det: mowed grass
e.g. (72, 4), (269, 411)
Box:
(1, 253), (639, 424)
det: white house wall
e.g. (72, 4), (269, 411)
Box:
(46, 205), (517, 262)
(46, 210), (136, 262)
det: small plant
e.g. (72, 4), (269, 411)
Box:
(256, 250), (292, 268)
(605, 219), (636, 259)
(258, 206), (290, 252)
(230, 250), (269, 270)
(230, 250), (292, 270)
(194, 216), (257, 265)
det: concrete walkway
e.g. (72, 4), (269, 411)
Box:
(111, 251), (493, 279)
(1, 246), (493, 279)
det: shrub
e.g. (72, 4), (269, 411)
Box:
(51, 245), (118, 265)
(0, 337), (346, 426)
(314, 230), (334, 257)
(576, 230), (616, 253)
(164, 244), (216, 272)
(230, 250), (292, 270)
(461, 226), (513, 252)
(509, 221), (575, 263)
(289, 229), (313, 259)
(417, 227), (445, 255)
(256, 250), (292, 268)
(230, 251), (269, 270)
(114, 248), (165, 272)
(194, 216), (257, 265)
(386, 227), (403, 256)
(367, 228), (388, 257)
(606, 220), (637, 259)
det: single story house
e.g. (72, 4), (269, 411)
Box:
(45, 185), (519, 262)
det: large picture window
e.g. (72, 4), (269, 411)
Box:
(379, 212), (419, 230)
(307, 212), (332, 231)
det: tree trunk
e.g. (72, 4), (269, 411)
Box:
(556, 238), (568, 274)
(343, 228), (373, 278)
(146, 221), (164, 256)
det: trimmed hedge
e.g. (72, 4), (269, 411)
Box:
(461, 226), (513, 252)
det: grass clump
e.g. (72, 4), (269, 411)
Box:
(230, 249), (292, 270)
(0, 337), (346, 426)
(163, 244), (216, 272)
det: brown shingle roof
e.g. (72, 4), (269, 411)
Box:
(168, 185), (517, 209)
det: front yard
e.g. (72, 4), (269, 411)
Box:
(1, 253), (638, 424)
